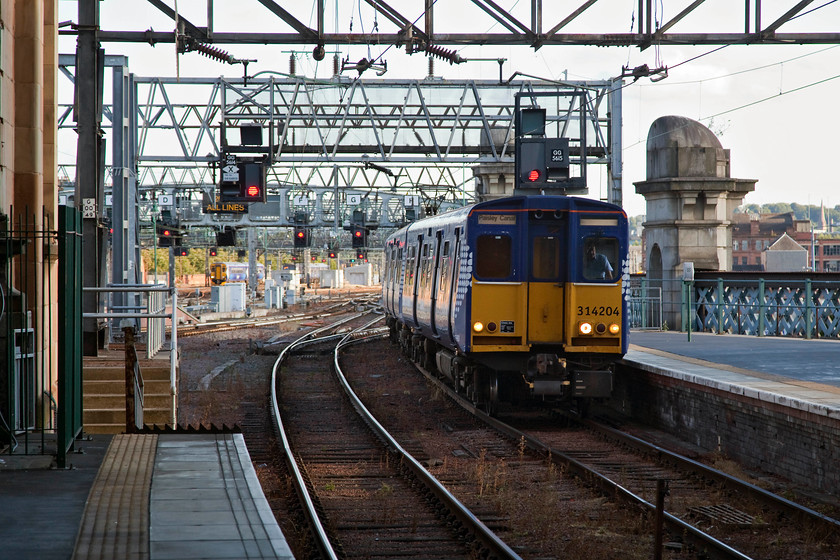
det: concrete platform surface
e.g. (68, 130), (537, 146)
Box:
(1, 433), (294, 560)
(626, 330), (840, 416)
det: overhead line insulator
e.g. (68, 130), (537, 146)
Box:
(193, 42), (237, 65)
(425, 45), (465, 65)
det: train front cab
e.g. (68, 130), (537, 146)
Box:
(465, 199), (627, 406)
(209, 262), (226, 285)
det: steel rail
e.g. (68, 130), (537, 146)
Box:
(269, 313), (366, 560)
(175, 296), (375, 337)
(333, 324), (523, 560)
(416, 367), (754, 560)
(582, 417), (840, 536)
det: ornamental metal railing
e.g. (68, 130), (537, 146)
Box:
(687, 276), (840, 339)
(626, 277), (663, 330)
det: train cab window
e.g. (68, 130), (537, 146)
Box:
(532, 236), (560, 279)
(475, 234), (512, 279)
(582, 237), (619, 281)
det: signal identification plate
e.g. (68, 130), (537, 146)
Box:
(478, 214), (516, 225)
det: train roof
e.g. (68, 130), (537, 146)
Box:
(386, 195), (626, 245)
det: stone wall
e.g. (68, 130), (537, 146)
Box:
(609, 363), (840, 499)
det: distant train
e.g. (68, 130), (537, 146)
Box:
(382, 195), (629, 414)
(209, 262), (265, 285)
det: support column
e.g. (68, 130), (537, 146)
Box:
(75, 0), (103, 355)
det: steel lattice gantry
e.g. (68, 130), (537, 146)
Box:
(57, 61), (622, 230)
(68, 0), (840, 50)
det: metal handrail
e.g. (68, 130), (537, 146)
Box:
(83, 284), (178, 426)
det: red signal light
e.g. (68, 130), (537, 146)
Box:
(246, 184), (260, 197)
(527, 169), (540, 182)
(354, 230), (362, 238)
(296, 230), (305, 239)
(162, 229), (171, 237)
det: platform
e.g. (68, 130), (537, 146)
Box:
(626, 330), (840, 417)
(0, 433), (293, 560)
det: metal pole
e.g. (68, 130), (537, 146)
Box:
(77, 0), (103, 355)
(170, 287), (178, 426)
(758, 278), (765, 337)
(654, 479), (668, 560)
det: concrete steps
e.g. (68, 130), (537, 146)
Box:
(83, 351), (178, 434)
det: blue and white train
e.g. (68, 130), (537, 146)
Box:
(382, 195), (629, 413)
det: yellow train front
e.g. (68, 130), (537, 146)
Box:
(383, 195), (628, 413)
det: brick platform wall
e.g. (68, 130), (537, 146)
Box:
(608, 363), (840, 499)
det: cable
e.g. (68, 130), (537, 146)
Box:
(650, 45), (839, 86)
(623, 71), (840, 152)
(701, 72), (840, 121)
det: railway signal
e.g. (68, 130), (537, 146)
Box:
(351, 225), (367, 248)
(156, 223), (182, 247)
(209, 247), (218, 257)
(293, 226), (310, 248)
(219, 156), (267, 203)
(216, 227), (236, 247)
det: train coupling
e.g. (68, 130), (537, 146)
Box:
(530, 354), (566, 376)
(527, 354), (570, 396)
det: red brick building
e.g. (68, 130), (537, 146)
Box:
(731, 212), (840, 272)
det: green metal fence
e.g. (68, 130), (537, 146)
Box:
(58, 205), (84, 466)
(0, 206), (83, 468)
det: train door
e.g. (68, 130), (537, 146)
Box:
(429, 230), (443, 337)
(447, 229), (461, 347)
(527, 217), (567, 343)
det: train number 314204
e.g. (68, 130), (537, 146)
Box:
(577, 305), (620, 316)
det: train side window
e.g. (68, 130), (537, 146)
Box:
(438, 240), (451, 292)
(419, 243), (431, 292)
(532, 236), (560, 279)
(405, 246), (416, 289)
(582, 237), (619, 281)
(475, 234), (512, 279)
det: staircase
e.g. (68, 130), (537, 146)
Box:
(83, 350), (177, 434)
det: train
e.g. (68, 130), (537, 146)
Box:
(209, 261), (265, 285)
(382, 194), (629, 414)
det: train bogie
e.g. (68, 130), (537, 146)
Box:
(383, 195), (628, 412)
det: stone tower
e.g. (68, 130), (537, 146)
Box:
(634, 116), (756, 328)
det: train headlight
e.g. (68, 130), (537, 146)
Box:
(609, 323), (621, 335)
(578, 322), (593, 335)
(473, 321), (485, 333)
(595, 323), (607, 334)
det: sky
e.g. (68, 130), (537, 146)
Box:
(57, 1), (840, 217)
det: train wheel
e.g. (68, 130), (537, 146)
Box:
(484, 372), (499, 416)
(470, 370), (499, 416)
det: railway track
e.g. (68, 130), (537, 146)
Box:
(381, 342), (840, 560)
(270, 315), (520, 560)
(181, 305), (839, 558)
(175, 295), (378, 337)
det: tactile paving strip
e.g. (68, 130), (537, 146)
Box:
(73, 434), (158, 560)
